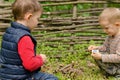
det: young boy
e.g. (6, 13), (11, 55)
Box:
(0, 0), (58, 80)
(88, 8), (120, 77)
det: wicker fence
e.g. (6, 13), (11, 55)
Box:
(0, 0), (119, 52)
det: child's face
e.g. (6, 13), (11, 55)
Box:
(100, 20), (119, 36)
(27, 11), (42, 30)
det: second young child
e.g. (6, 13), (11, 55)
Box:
(88, 8), (120, 76)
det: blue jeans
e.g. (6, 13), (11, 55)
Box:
(27, 72), (58, 80)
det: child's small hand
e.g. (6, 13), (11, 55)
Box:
(91, 52), (102, 60)
(39, 54), (47, 63)
(88, 45), (98, 51)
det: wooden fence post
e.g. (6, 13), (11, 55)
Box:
(104, 4), (108, 8)
(73, 4), (77, 19)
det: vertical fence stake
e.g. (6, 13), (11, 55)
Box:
(73, 4), (77, 19)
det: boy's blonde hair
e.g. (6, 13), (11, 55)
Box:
(12, 0), (42, 20)
(99, 8), (120, 24)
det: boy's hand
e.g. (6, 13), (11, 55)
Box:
(91, 52), (102, 60)
(88, 45), (98, 51)
(39, 54), (47, 63)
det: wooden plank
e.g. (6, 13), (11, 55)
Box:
(0, 10), (11, 15)
(42, 1), (107, 6)
(0, 1), (107, 7)
(33, 23), (99, 31)
(0, 18), (11, 21)
(0, 3), (11, 7)
(40, 16), (98, 21)
(36, 36), (105, 42)
(0, 32), (4, 36)
(0, 23), (9, 28)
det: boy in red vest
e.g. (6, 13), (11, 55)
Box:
(0, 0), (58, 80)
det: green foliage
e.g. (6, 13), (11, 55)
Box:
(77, 4), (92, 9)
(56, 33), (71, 37)
(4, 0), (15, 2)
(108, 3), (120, 7)
(36, 40), (116, 80)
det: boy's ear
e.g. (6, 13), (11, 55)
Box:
(24, 12), (32, 20)
(115, 22), (120, 27)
